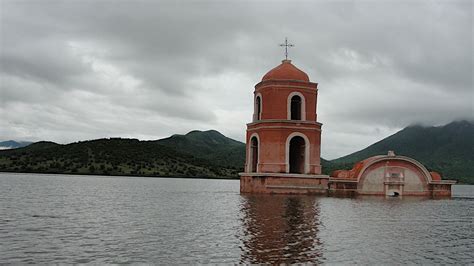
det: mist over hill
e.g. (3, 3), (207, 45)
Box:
(327, 120), (474, 183)
(0, 140), (32, 150)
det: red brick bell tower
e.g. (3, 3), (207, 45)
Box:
(240, 54), (330, 194)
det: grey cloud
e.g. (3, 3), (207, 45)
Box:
(1, 0), (472, 159)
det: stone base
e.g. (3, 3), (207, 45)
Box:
(327, 179), (455, 198)
(328, 179), (358, 197)
(240, 173), (330, 194)
(429, 182), (455, 198)
(240, 173), (455, 197)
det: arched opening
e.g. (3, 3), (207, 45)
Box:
(290, 95), (302, 120)
(289, 136), (305, 174)
(250, 137), (258, 172)
(256, 96), (261, 120)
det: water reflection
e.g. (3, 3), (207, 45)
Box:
(239, 195), (323, 264)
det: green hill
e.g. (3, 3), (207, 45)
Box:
(1, 121), (472, 183)
(0, 135), (243, 178)
(329, 120), (474, 183)
(157, 130), (245, 168)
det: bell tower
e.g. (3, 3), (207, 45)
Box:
(240, 49), (329, 194)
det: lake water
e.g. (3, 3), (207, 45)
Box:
(0, 173), (473, 264)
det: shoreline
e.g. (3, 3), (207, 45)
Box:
(0, 171), (240, 181)
(1, 171), (471, 185)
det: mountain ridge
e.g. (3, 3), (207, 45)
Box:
(156, 129), (245, 168)
(1, 120), (472, 183)
(329, 120), (474, 183)
(0, 131), (243, 178)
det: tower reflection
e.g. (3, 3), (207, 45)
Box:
(239, 195), (323, 264)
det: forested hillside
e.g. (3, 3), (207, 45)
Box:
(329, 120), (474, 183)
(1, 121), (473, 183)
(0, 134), (243, 178)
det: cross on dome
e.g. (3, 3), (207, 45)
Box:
(279, 37), (294, 60)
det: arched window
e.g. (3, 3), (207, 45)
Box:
(291, 95), (302, 120)
(256, 96), (261, 120)
(250, 137), (259, 172)
(289, 136), (305, 174)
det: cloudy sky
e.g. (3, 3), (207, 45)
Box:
(0, 0), (472, 159)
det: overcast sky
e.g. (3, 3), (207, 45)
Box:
(0, 0), (472, 159)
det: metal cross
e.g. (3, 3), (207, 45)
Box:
(279, 37), (294, 60)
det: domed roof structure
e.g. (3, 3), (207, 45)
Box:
(262, 60), (309, 82)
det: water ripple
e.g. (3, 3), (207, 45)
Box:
(0, 173), (472, 264)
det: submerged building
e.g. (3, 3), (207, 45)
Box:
(239, 58), (455, 197)
(330, 151), (456, 197)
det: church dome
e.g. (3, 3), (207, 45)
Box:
(262, 60), (309, 82)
